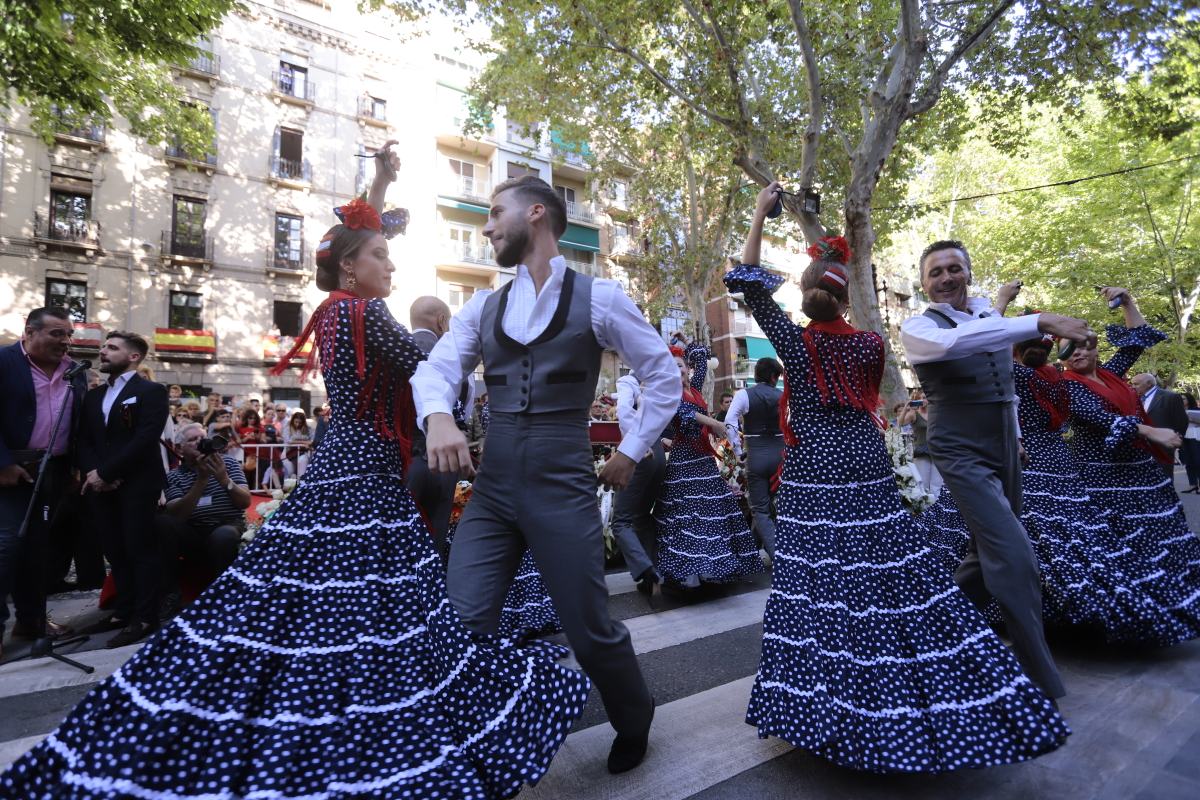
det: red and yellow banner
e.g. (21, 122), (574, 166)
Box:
(71, 322), (104, 349)
(155, 328), (216, 355)
(263, 334), (312, 362)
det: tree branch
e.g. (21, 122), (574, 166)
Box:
(687, 0), (752, 129)
(574, 6), (739, 129)
(784, 0), (825, 240)
(909, 0), (1018, 116)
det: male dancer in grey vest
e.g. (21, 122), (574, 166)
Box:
(611, 372), (668, 598)
(412, 176), (678, 773)
(406, 296), (471, 562)
(901, 240), (1094, 700)
(724, 357), (784, 559)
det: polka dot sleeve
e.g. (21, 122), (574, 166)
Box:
(1064, 380), (1141, 451)
(684, 341), (710, 392)
(363, 298), (427, 380)
(1101, 323), (1167, 378)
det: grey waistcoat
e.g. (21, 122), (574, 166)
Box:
(480, 268), (603, 414)
(911, 308), (1014, 405)
(744, 382), (783, 437)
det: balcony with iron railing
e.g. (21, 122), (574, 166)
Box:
(357, 96), (388, 126)
(734, 358), (754, 376)
(161, 229), (213, 264)
(563, 256), (596, 276)
(50, 108), (106, 148)
(33, 211), (101, 252)
(443, 240), (497, 267)
(551, 144), (589, 170)
(267, 242), (308, 276)
(271, 70), (316, 105)
(269, 155), (312, 186)
(611, 236), (642, 257)
(181, 48), (220, 79)
(565, 201), (596, 225)
(730, 317), (766, 338)
(165, 142), (217, 170)
(444, 174), (491, 203)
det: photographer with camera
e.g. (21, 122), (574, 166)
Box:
(154, 422), (250, 620)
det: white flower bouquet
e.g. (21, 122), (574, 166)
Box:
(883, 425), (936, 515)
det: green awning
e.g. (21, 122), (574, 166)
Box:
(744, 336), (777, 361)
(559, 223), (600, 252)
(437, 196), (489, 215)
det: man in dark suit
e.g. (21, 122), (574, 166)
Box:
(78, 330), (169, 647)
(0, 307), (88, 658)
(405, 296), (470, 561)
(1133, 373), (1190, 481)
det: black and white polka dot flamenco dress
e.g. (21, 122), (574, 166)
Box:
(726, 264), (1069, 773)
(1013, 357), (1200, 645)
(0, 297), (589, 800)
(654, 342), (763, 587)
(1063, 324), (1200, 606)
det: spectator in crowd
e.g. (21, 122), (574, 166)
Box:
(244, 395), (262, 418)
(168, 405), (185, 425)
(200, 393), (222, 429)
(590, 397), (610, 422)
(168, 384), (183, 407)
(77, 330), (169, 648)
(897, 387), (940, 496)
(207, 408), (237, 442)
(184, 399), (203, 422)
(1182, 395), (1200, 494)
(86, 369), (103, 390)
(274, 403), (290, 423)
(283, 410), (313, 478)
(312, 404), (330, 450)
(154, 422), (250, 619)
(0, 307), (88, 658)
(715, 391), (735, 423)
(1132, 373), (1189, 481)
(237, 408), (267, 489)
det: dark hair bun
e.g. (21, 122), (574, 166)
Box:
(802, 286), (842, 322)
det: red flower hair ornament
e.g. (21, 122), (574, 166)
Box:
(806, 235), (852, 266)
(668, 345), (685, 358)
(333, 197), (383, 232)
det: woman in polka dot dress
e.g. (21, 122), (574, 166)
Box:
(731, 184), (1068, 773)
(0, 200), (589, 800)
(1060, 287), (1200, 603)
(1008, 332), (1197, 642)
(654, 339), (764, 587)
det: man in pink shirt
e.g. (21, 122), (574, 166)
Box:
(0, 307), (88, 657)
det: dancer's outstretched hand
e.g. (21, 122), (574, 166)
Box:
(426, 413), (475, 478)
(598, 452), (637, 491)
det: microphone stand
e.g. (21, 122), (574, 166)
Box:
(18, 371), (94, 674)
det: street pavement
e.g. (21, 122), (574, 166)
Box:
(2, 469), (1199, 798)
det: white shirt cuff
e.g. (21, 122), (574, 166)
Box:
(617, 436), (652, 462)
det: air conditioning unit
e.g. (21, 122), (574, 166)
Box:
(734, 379), (746, 389)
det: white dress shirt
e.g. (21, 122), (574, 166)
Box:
(615, 374), (642, 438)
(723, 388), (751, 458)
(900, 297), (1041, 365)
(411, 255), (678, 462)
(101, 370), (135, 421)
(1142, 386), (1158, 413)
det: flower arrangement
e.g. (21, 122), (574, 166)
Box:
(715, 439), (745, 497)
(883, 426), (936, 515)
(242, 478), (298, 544)
(449, 480), (474, 526)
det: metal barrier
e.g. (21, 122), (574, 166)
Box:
(229, 442), (314, 490)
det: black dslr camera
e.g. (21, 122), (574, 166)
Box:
(196, 434), (228, 455)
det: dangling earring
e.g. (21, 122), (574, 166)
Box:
(346, 273), (357, 291)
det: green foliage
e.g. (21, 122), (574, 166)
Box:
(880, 94), (1200, 385)
(0, 0), (238, 152)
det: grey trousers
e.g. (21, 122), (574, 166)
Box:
(610, 441), (667, 581)
(447, 411), (654, 735)
(745, 435), (784, 558)
(406, 452), (457, 562)
(927, 401), (1066, 698)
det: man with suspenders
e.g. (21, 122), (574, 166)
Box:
(724, 357), (784, 559)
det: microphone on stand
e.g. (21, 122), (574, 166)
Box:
(64, 359), (92, 380)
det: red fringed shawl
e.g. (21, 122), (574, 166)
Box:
(1027, 364), (1070, 433)
(1062, 367), (1170, 465)
(796, 318), (885, 428)
(676, 385), (719, 459)
(271, 291), (415, 470)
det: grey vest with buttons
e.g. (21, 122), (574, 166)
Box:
(744, 382), (783, 437)
(480, 268), (603, 414)
(911, 308), (1014, 405)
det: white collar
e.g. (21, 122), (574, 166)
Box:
(515, 255), (568, 287)
(411, 328), (436, 337)
(927, 296), (994, 318)
(107, 370), (135, 389)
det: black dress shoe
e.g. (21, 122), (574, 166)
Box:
(12, 619), (71, 640)
(79, 616), (128, 635)
(608, 699), (655, 774)
(635, 572), (661, 608)
(158, 592), (182, 623)
(106, 622), (157, 649)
